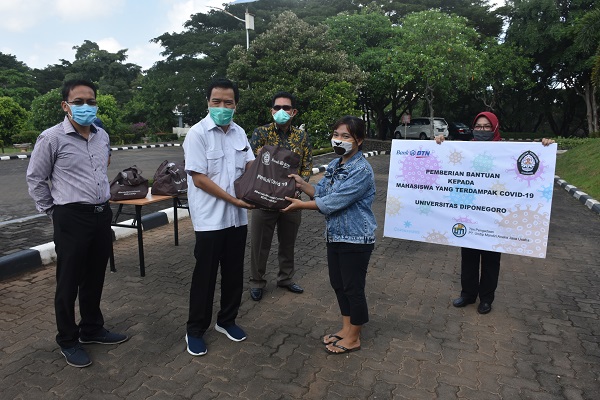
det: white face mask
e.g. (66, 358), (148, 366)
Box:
(331, 139), (354, 155)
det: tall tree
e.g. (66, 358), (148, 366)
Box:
(226, 11), (363, 143)
(149, 0), (361, 128)
(504, 0), (597, 136)
(32, 62), (68, 95)
(29, 89), (63, 132)
(392, 10), (482, 136)
(0, 96), (30, 144)
(379, 0), (503, 37)
(474, 39), (534, 129)
(65, 40), (142, 104)
(573, 7), (600, 134)
(326, 9), (414, 139)
(0, 53), (39, 110)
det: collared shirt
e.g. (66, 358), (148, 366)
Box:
(26, 116), (111, 214)
(249, 122), (312, 182)
(183, 115), (255, 232)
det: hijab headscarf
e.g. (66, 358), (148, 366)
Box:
(472, 111), (501, 141)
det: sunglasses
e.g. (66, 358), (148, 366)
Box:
(272, 105), (293, 111)
(66, 99), (98, 106)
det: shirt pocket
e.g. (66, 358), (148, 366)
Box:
(206, 150), (224, 177)
(234, 150), (247, 171)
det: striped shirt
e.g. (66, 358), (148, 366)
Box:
(26, 116), (111, 214)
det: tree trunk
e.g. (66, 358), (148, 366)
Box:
(579, 80), (599, 135)
(425, 82), (436, 137)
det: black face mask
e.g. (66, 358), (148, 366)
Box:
(473, 130), (495, 141)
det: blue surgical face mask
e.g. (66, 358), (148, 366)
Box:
(273, 109), (291, 125)
(68, 104), (98, 126)
(209, 107), (235, 126)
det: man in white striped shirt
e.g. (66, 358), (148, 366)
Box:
(26, 79), (128, 368)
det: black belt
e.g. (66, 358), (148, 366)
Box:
(62, 202), (109, 213)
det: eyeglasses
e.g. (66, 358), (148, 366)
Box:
(272, 105), (292, 111)
(66, 99), (97, 106)
(474, 124), (492, 130)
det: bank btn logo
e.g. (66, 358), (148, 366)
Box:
(262, 150), (271, 165)
(517, 150), (540, 176)
(452, 223), (467, 237)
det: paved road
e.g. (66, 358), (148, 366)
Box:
(0, 147), (185, 257)
(0, 154), (599, 399)
(0, 146), (186, 222)
(0, 147), (335, 257)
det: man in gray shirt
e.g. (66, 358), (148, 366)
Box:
(26, 79), (128, 368)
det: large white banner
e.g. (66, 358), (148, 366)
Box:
(383, 140), (557, 258)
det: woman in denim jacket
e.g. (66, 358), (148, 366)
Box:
(284, 115), (376, 355)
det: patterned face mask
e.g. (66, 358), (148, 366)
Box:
(331, 139), (354, 155)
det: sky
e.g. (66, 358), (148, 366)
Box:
(1, 0), (504, 72)
(0, 0), (238, 71)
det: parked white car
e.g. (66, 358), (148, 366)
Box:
(393, 117), (449, 139)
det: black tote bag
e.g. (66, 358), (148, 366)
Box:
(234, 145), (300, 209)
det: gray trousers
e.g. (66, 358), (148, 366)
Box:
(250, 208), (301, 288)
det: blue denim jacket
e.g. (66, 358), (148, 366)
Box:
(314, 151), (377, 244)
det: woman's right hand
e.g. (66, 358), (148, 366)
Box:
(282, 197), (302, 212)
(289, 174), (306, 190)
(288, 173), (315, 198)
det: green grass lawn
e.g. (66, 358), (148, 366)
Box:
(1, 147), (32, 155)
(555, 139), (600, 199)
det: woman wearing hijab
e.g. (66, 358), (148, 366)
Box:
(436, 111), (554, 314)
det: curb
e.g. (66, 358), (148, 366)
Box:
(311, 150), (389, 174)
(0, 206), (190, 281)
(0, 143), (182, 161)
(554, 176), (600, 215)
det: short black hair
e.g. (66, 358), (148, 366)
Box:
(271, 91), (296, 108)
(62, 79), (97, 101)
(206, 78), (239, 103)
(332, 115), (366, 149)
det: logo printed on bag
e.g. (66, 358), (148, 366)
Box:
(235, 145), (300, 209)
(262, 151), (271, 165)
(261, 150), (290, 169)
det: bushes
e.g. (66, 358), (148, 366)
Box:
(103, 123), (179, 145)
(0, 97), (30, 145)
(553, 137), (597, 150)
(11, 130), (39, 145)
(500, 131), (553, 140)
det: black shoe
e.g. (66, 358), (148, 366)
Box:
(452, 297), (476, 307)
(250, 288), (263, 301)
(477, 302), (492, 314)
(278, 282), (304, 294)
(79, 329), (129, 344)
(61, 344), (92, 368)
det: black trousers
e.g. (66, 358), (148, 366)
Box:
(187, 226), (247, 337)
(460, 247), (501, 304)
(326, 242), (374, 326)
(53, 204), (112, 348)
